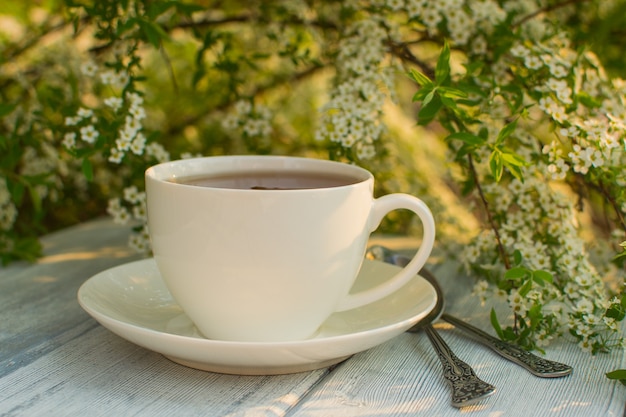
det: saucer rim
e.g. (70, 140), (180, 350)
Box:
(77, 257), (437, 374)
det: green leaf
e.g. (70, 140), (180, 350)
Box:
(116, 17), (137, 36)
(137, 18), (169, 48)
(441, 93), (460, 108)
(422, 89), (436, 107)
(500, 83), (525, 112)
(417, 95), (443, 125)
(412, 87), (433, 102)
(489, 150), (504, 182)
(606, 304), (625, 321)
(606, 369), (626, 385)
(496, 118), (518, 145)
(519, 278), (533, 297)
(446, 132), (485, 146)
(500, 150), (527, 167)
(504, 266), (530, 280)
(463, 60), (484, 76)
(437, 86), (468, 99)
(527, 304), (543, 326)
(82, 158), (93, 182)
(507, 163), (525, 182)
(10, 236), (42, 263)
(9, 181), (25, 205)
(439, 94), (457, 110)
(533, 270), (553, 285)
(490, 308), (504, 339)
(408, 69), (433, 87)
(0, 103), (16, 117)
(513, 250), (523, 266)
(606, 294), (626, 321)
(435, 41), (451, 85)
(27, 184), (42, 214)
(577, 91), (602, 108)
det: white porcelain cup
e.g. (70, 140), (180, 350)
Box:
(145, 155), (435, 342)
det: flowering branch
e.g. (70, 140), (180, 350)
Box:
(1, 0), (624, 365)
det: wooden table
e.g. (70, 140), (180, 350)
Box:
(1, 218), (625, 416)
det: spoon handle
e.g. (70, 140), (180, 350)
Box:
(424, 324), (496, 408)
(441, 313), (573, 378)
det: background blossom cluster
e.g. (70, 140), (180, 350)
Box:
(1, 0), (624, 356)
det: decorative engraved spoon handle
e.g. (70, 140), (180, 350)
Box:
(424, 324), (496, 408)
(441, 313), (573, 378)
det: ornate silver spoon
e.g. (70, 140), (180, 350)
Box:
(408, 267), (497, 407)
(367, 246), (496, 408)
(372, 246), (572, 378)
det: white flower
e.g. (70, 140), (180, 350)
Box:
(116, 71), (129, 87)
(234, 100), (252, 115)
(550, 64), (568, 78)
(116, 136), (132, 152)
(123, 186), (141, 204)
(221, 114), (239, 130)
(129, 105), (146, 120)
(80, 125), (99, 144)
(130, 133), (146, 155)
(128, 231), (150, 253)
(583, 314), (601, 326)
(108, 148), (124, 164)
(62, 132), (76, 149)
(583, 147), (604, 168)
(508, 289), (529, 314)
(110, 204), (131, 224)
(146, 142), (170, 163)
(76, 107), (93, 119)
(386, 0), (404, 11)
(124, 116), (142, 136)
(575, 298), (594, 314)
(575, 272), (594, 287)
(0, 203), (17, 230)
(578, 338), (592, 353)
(356, 143), (376, 160)
(524, 55), (543, 70)
(100, 70), (117, 85)
(64, 116), (81, 126)
(80, 61), (98, 77)
(126, 92), (143, 105)
(104, 97), (123, 111)
(547, 159), (569, 180)
(133, 203), (147, 221)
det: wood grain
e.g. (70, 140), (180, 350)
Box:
(1, 218), (624, 416)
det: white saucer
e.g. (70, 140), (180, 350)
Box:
(77, 258), (437, 375)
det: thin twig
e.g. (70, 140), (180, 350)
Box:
(467, 153), (511, 270)
(513, 0), (592, 27)
(591, 178), (626, 233)
(162, 62), (328, 137)
(159, 44), (179, 95)
(386, 38), (435, 80)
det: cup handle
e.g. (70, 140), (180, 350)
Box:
(335, 193), (436, 311)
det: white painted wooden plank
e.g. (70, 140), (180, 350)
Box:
(288, 260), (626, 416)
(2, 220), (625, 416)
(0, 324), (331, 416)
(0, 218), (141, 377)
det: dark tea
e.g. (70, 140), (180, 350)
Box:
(171, 170), (361, 190)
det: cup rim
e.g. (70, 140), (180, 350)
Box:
(145, 155), (373, 191)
